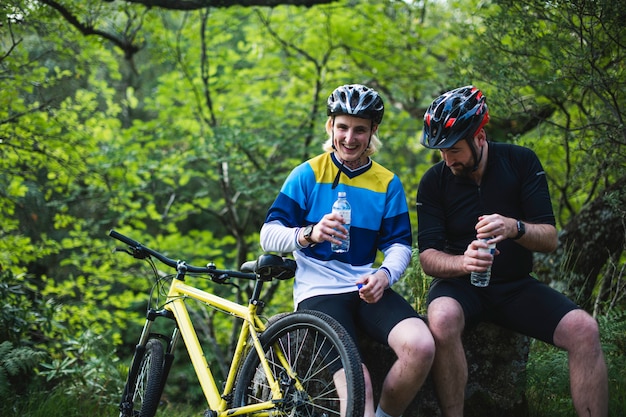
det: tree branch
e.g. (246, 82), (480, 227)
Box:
(105, 0), (336, 10)
(39, 0), (141, 59)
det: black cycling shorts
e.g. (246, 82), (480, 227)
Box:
(298, 288), (422, 347)
(426, 276), (579, 345)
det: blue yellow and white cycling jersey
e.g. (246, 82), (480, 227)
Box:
(261, 152), (412, 307)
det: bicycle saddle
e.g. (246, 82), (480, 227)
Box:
(241, 254), (296, 281)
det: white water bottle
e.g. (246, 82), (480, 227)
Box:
(331, 191), (351, 253)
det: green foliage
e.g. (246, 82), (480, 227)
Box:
(0, 341), (47, 398)
(598, 309), (626, 415)
(463, 0), (626, 224)
(0, 385), (120, 417)
(526, 342), (571, 417)
(38, 330), (124, 407)
(2, 0), (626, 414)
(0, 267), (123, 407)
(397, 249), (431, 315)
(0, 269), (51, 396)
(0, 270), (53, 344)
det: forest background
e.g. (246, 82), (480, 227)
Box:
(1, 0), (625, 416)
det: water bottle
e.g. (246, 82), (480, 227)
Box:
(470, 239), (496, 287)
(331, 191), (351, 253)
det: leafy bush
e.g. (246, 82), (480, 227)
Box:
(0, 270), (51, 398)
(0, 341), (47, 398)
(1, 385), (120, 417)
(39, 330), (125, 407)
(0, 269), (124, 412)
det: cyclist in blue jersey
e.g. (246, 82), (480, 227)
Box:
(417, 85), (608, 417)
(261, 84), (434, 417)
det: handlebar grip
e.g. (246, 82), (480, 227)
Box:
(109, 229), (141, 247)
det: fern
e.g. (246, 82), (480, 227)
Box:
(0, 341), (47, 397)
(597, 308), (626, 354)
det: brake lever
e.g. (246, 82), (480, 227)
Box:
(112, 246), (149, 260)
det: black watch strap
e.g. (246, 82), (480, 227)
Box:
(513, 220), (526, 240)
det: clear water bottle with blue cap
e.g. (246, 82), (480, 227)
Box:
(331, 191), (351, 253)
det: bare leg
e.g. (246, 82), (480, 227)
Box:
(427, 297), (466, 417)
(334, 364), (376, 417)
(552, 309), (608, 417)
(377, 317), (435, 416)
(363, 365), (376, 417)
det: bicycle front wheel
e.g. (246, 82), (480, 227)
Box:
(119, 338), (164, 417)
(233, 310), (365, 416)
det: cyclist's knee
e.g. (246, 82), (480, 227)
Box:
(554, 309), (601, 352)
(388, 318), (435, 363)
(427, 296), (464, 340)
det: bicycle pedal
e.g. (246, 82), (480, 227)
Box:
(203, 410), (217, 417)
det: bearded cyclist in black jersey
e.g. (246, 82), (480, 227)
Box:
(416, 85), (608, 417)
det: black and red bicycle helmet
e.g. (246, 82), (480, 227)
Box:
(327, 84), (385, 125)
(421, 85), (490, 149)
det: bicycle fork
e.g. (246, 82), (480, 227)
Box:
(119, 308), (179, 415)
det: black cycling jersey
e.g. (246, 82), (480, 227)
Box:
(416, 141), (556, 282)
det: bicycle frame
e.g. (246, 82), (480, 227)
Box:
(111, 229), (362, 417)
(135, 270), (297, 417)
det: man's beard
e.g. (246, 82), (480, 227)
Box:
(450, 161), (474, 178)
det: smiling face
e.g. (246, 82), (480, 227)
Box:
(331, 115), (377, 167)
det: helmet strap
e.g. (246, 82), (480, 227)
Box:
(470, 138), (483, 172)
(331, 117), (337, 150)
(330, 116), (342, 189)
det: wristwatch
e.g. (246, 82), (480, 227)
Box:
(303, 224), (317, 246)
(513, 220), (526, 240)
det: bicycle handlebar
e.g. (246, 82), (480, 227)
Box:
(109, 229), (257, 280)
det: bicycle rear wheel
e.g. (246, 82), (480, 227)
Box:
(233, 310), (365, 416)
(119, 338), (165, 417)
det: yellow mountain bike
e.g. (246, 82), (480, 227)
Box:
(109, 230), (365, 417)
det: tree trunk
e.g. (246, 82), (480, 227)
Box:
(360, 322), (530, 417)
(535, 175), (626, 310)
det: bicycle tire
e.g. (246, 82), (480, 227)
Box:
(233, 310), (365, 416)
(119, 338), (165, 417)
